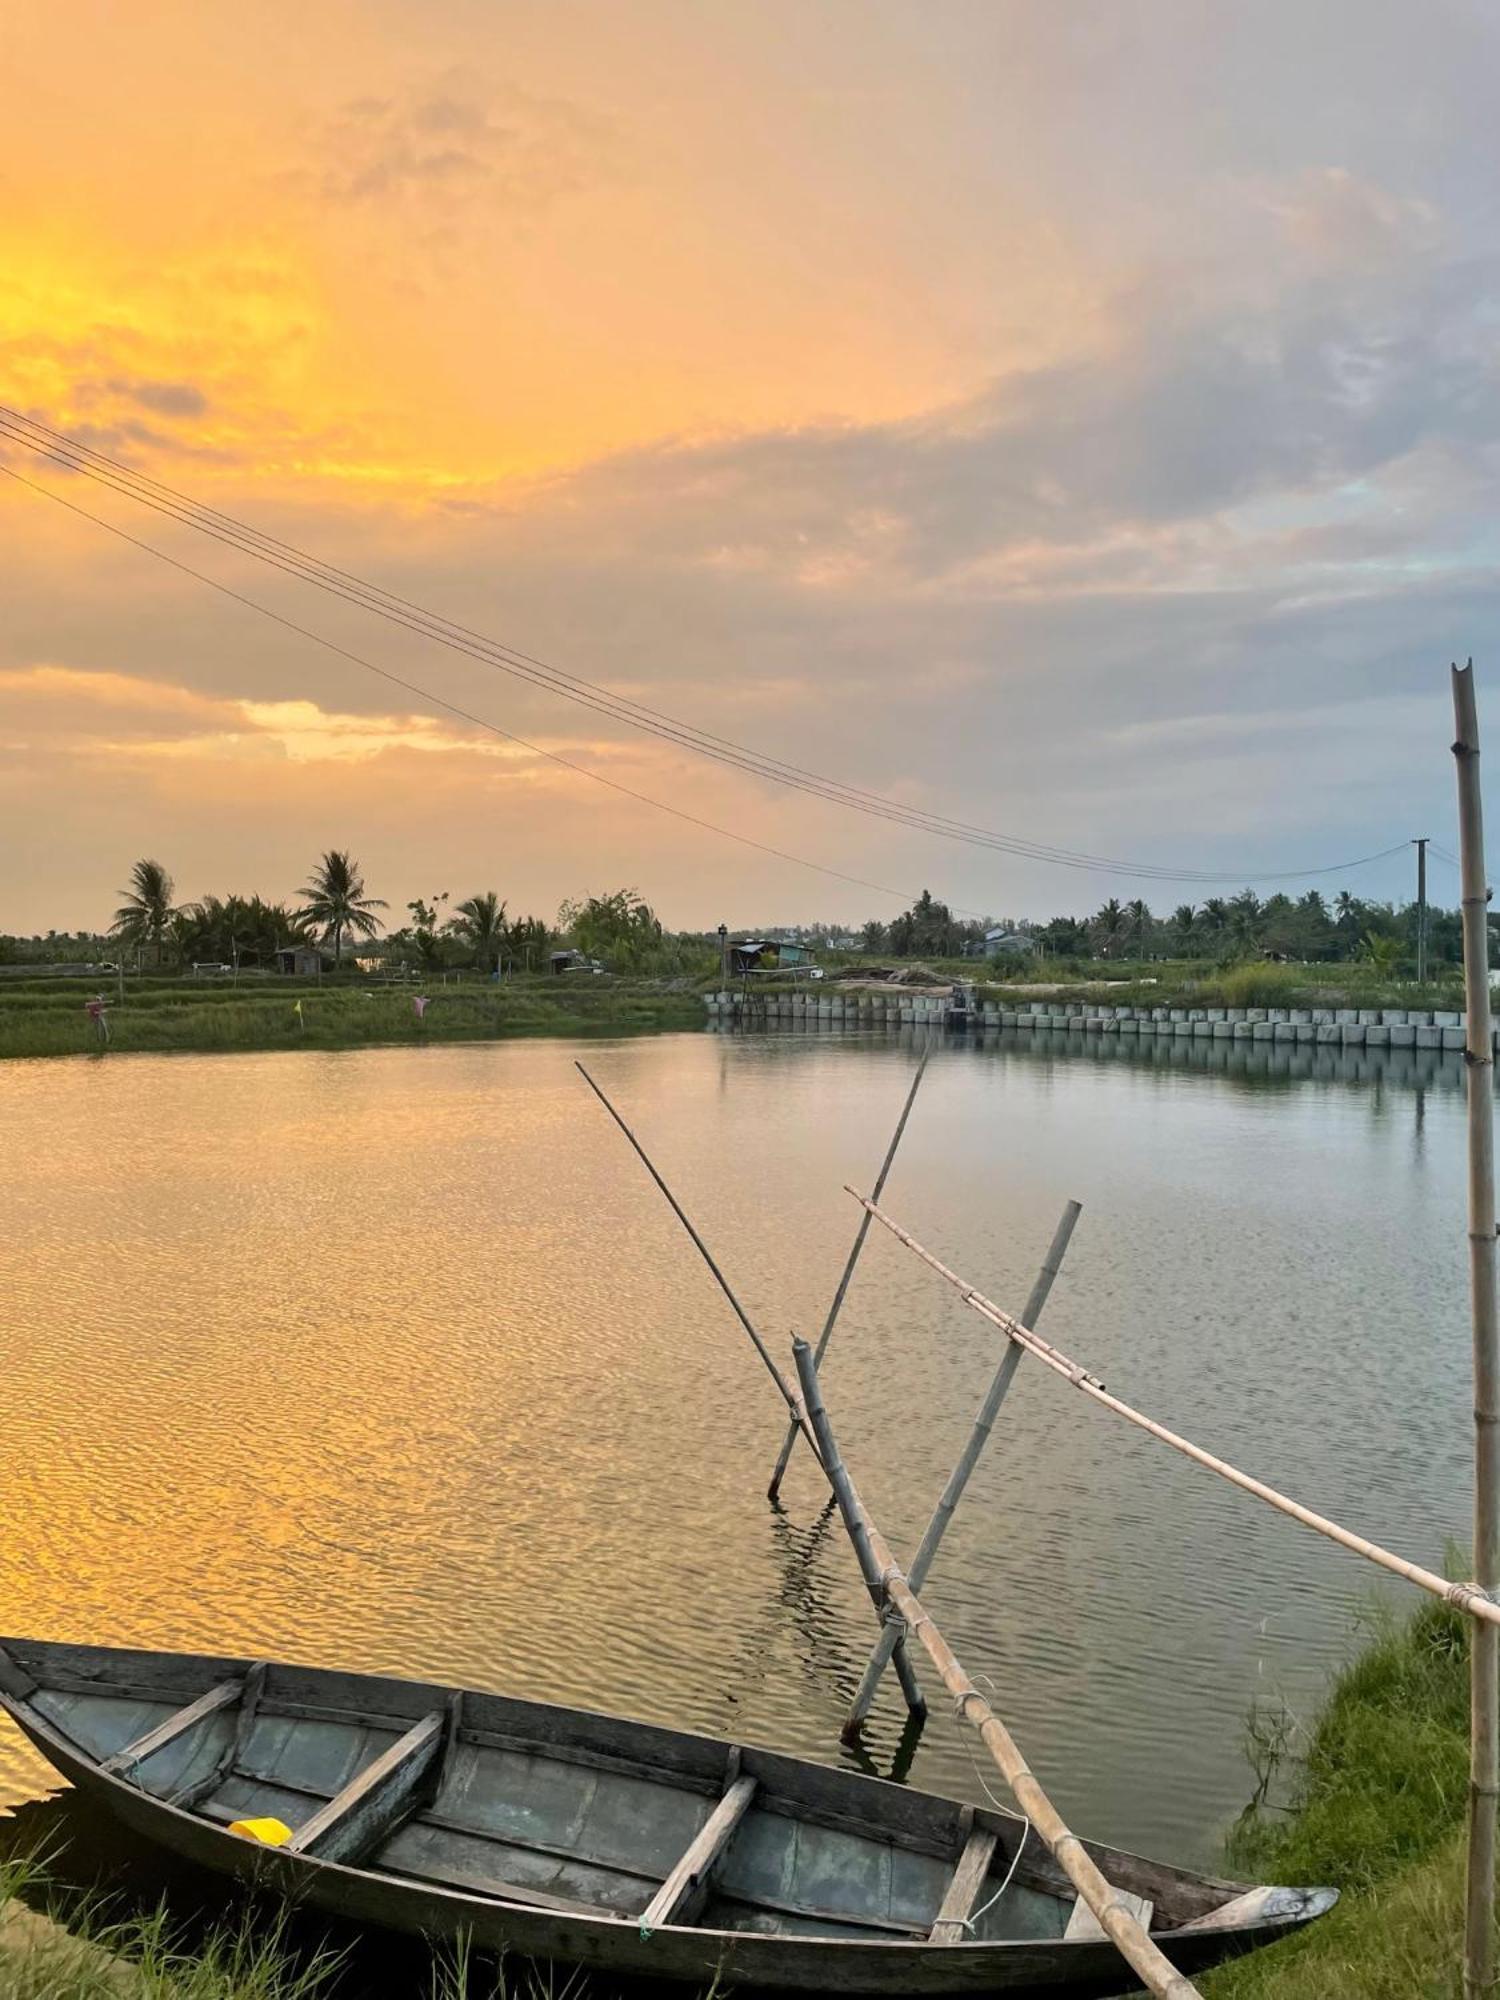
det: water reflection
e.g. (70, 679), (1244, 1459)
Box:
(0, 1032), (1478, 1884)
(711, 1013), (1473, 1099)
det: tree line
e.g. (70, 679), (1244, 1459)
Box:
(1, 859), (1463, 978)
(91, 854), (700, 977)
(839, 886), (1461, 971)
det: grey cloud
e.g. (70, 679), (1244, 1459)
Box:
(501, 211), (1500, 596)
(105, 378), (210, 418)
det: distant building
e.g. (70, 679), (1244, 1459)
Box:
(549, 949), (604, 975)
(274, 945), (329, 976)
(963, 928), (1034, 960)
(729, 938), (815, 975)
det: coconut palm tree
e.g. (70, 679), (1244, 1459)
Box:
(1091, 898), (1129, 958)
(296, 850), (386, 965)
(112, 858), (177, 966)
(447, 891), (508, 973)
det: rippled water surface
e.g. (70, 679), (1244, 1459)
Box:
(0, 1028), (1479, 1873)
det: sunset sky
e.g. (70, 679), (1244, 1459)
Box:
(3, 0), (1496, 934)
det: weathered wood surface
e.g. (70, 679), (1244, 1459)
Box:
(287, 1711), (445, 1862)
(929, 1826), (999, 1943)
(102, 1679), (242, 1774)
(1065, 1891), (1154, 1942)
(639, 1774), (759, 1928)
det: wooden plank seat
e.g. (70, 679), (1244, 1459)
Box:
(102, 1680), (243, 1775)
(286, 1710), (447, 1864)
(929, 1825), (1000, 1943)
(1063, 1888), (1155, 1941)
(638, 1773), (758, 1930)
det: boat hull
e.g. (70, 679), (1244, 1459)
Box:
(0, 1641), (1334, 1996)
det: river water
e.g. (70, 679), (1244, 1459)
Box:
(0, 1027), (1478, 1878)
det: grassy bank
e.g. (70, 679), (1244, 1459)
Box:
(1204, 1595), (1475, 1998)
(0, 978), (704, 1061)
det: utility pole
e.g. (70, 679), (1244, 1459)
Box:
(1413, 836), (1429, 985)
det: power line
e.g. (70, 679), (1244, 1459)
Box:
(0, 459), (984, 913)
(0, 405), (1414, 890)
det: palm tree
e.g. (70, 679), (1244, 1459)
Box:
(447, 891), (508, 973)
(1091, 898), (1129, 958)
(296, 850), (386, 965)
(1361, 931), (1405, 977)
(112, 858), (177, 965)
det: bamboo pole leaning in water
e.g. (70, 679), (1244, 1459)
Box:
(766, 1052), (930, 1503)
(1453, 660), (1500, 2000)
(574, 1060), (927, 1718)
(790, 1339), (1202, 2000)
(852, 1189), (1500, 1631)
(842, 1198), (1082, 1740)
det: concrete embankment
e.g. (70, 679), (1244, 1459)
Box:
(707, 988), (1482, 1050)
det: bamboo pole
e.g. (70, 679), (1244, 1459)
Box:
(790, 1340), (1201, 2000)
(852, 1189), (1500, 1630)
(766, 1054), (930, 1502)
(575, 1061), (926, 1715)
(843, 1198), (1082, 1739)
(1454, 660), (1500, 2000)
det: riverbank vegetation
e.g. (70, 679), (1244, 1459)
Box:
(1204, 1594), (1474, 1998)
(0, 977), (705, 1061)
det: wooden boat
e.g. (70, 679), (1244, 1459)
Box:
(0, 1639), (1334, 1996)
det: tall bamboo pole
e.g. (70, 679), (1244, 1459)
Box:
(843, 1198), (1081, 1738)
(790, 1340), (1201, 2000)
(766, 1054), (929, 1502)
(576, 1061), (926, 1715)
(1454, 660), (1499, 2000)
(852, 1188), (1500, 1630)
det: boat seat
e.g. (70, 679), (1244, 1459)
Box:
(286, 1711), (447, 1866)
(1063, 1888), (1154, 1941)
(638, 1773), (759, 1930)
(102, 1680), (243, 1776)
(929, 1825), (999, 1943)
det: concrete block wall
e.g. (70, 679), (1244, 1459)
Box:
(703, 989), (1495, 1050)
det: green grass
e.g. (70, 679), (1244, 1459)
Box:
(0, 1856), (640, 1997)
(0, 979), (705, 1061)
(1204, 1595), (1477, 1998)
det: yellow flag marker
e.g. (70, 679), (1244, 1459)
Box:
(228, 1816), (294, 1846)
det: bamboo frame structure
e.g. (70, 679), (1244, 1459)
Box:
(575, 1061), (927, 1716)
(851, 1189), (1500, 1630)
(791, 1340), (1203, 2000)
(1453, 661), (1499, 2000)
(766, 1054), (929, 1502)
(842, 1198), (1082, 1739)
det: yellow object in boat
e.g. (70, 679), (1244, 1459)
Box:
(228, 1816), (294, 1846)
